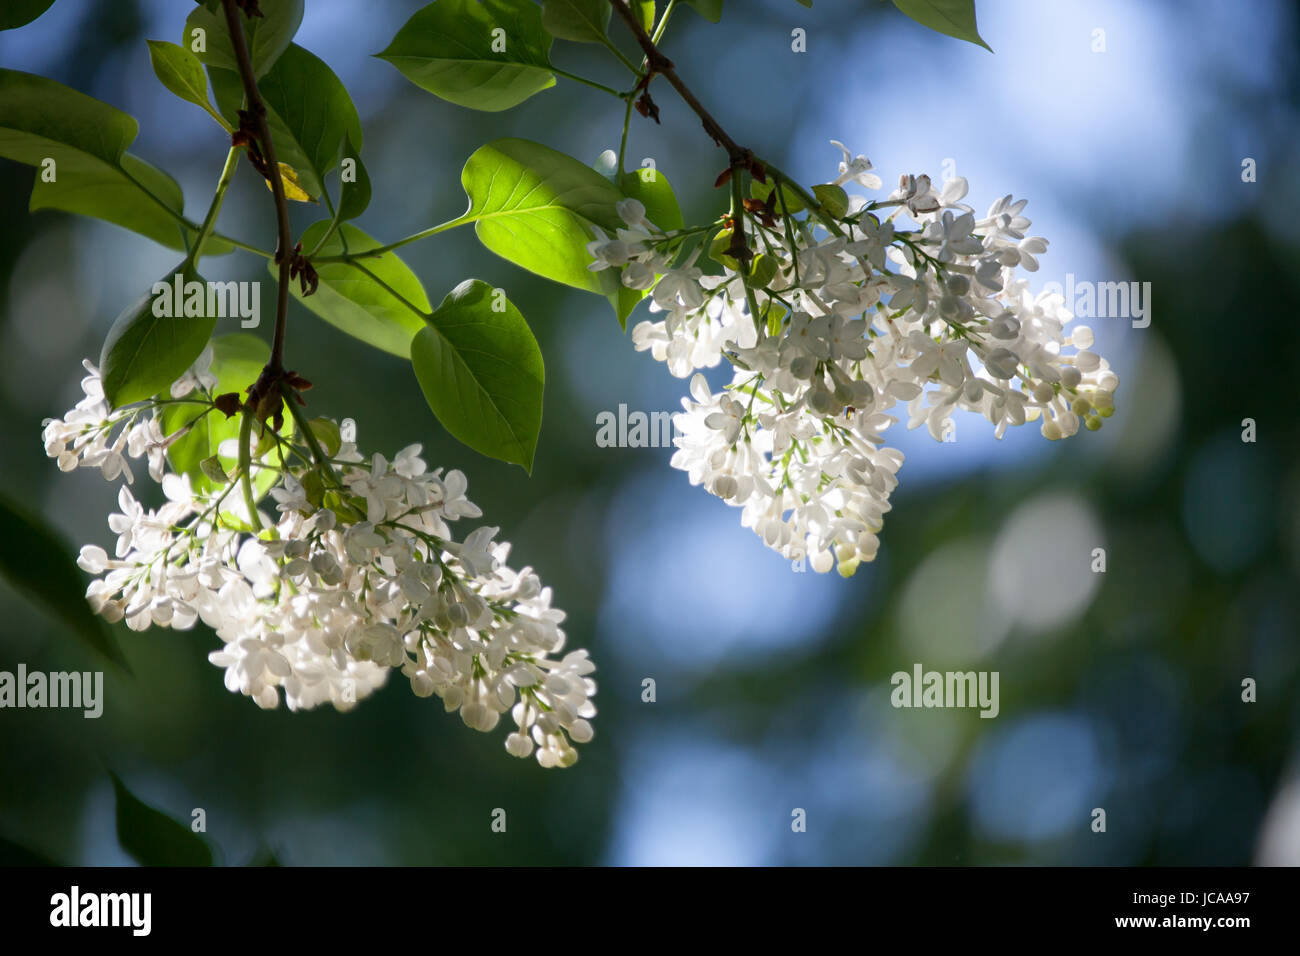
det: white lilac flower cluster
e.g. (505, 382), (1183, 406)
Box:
(42, 355), (596, 767)
(589, 142), (1119, 576)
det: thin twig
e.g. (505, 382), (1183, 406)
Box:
(221, 0), (293, 377)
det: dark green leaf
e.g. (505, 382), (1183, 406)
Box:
(183, 0), (304, 77)
(0, 494), (129, 671)
(258, 43), (363, 200)
(541, 0), (611, 44)
(337, 136), (370, 221)
(111, 773), (212, 867)
(100, 264), (219, 408)
(207, 65), (244, 125)
(411, 279), (544, 472)
(454, 138), (624, 296)
(0, 0), (55, 31)
(379, 0), (556, 112)
(890, 0), (991, 51)
(0, 832), (61, 866)
(286, 222), (429, 357)
(683, 0), (723, 22)
(0, 69), (228, 253)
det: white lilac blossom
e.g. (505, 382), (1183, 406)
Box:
(592, 146), (1119, 576)
(43, 357), (595, 767)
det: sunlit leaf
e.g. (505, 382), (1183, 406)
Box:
(146, 39), (227, 128)
(454, 138), (624, 297)
(284, 222), (429, 357)
(379, 0), (556, 112)
(411, 280), (544, 471)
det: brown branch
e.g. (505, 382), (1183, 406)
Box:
(607, 0), (759, 265)
(607, 0), (749, 164)
(220, 0), (296, 421)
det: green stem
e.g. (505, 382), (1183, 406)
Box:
(730, 172), (763, 329)
(597, 31), (643, 74)
(311, 215), (470, 263)
(552, 66), (626, 98)
(650, 0), (680, 44)
(119, 162), (268, 258)
(617, 88), (636, 175)
(279, 383), (343, 488)
(186, 146), (241, 267)
(238, 410), (263, 531)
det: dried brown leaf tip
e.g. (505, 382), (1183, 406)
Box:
(288, 243), (319, 297)
(214, 392), (242, 419)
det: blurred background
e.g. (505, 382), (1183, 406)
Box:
(2, 0), (1299, 865)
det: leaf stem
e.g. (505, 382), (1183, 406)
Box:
(186, 145), (241, 267)
(238, 409), (262, 531)
(279, 382), (343, 487)
(650, 0), (680, 44)
(551, 66), (626, 98)
(310, 215), (470, 263)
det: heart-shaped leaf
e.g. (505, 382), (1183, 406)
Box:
(411, 279), (544, 472)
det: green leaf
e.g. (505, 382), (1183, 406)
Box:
(207, 65), (244, 125)
(618, 168), (683, 231)
(337, 137), (371, 221)
(611, 285), (644, 330)
(683, 0), (723, 22)
(162, 333), (290, 498)
(0, 494), (129, 672)
(258, 43), (363, 201)
(611, 169), (683, 327)
(634, 1), (657, 30)
(100, 264), (218, 408)
(812, 183), (849, 218)
(308, 418), (341, 457)
(890, 0), (992, 51)
(454, 138), (624, 296)
(146, 40), (227, 128)
(541, 0), (611, 43)
(379, 0), (556, 112)
(286, 222), (430, 357)
(0, 832), (61, 866)
(411, 280), (544, 472)
(1, 0), (56, 31)
(0, 69), (224, 253)
(111, 773), (213, 867)
(183, 0), (304, 77)
(750, 177), (805, 213)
